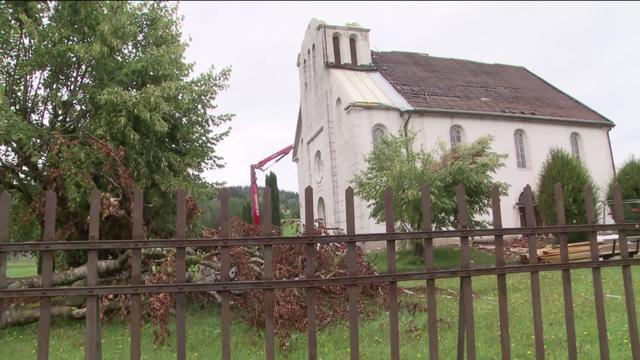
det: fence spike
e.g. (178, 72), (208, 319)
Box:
(175, 189), (187, 360)
(0, 192), (11, 340)
(263, 187), (275, 360)
(303, 186), (317, 359)
(219, 188), (231, 360)
(384, 187), (400, 360)
(554, 184), (578, 360)
(38, 190), (57, 360)
(345, 187), (359, 360)
(583, 184), (610, 359)
(523, 185), (545, 359)
(129, 188), (143, 360)
(612, 184), (640, 359)
(492, 185), (511, 360)
(422, 185), (439, 360)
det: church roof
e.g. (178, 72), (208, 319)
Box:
(372, 51), (612, 124)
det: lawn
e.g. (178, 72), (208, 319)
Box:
(5, 258), (37, 278)
(2, 249), (640, 359)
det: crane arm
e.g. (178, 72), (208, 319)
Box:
(250, 145), (294, 225)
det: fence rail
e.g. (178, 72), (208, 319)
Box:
(0, 183), (639, 360)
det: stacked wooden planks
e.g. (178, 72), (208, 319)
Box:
(536, 240), (603, 263)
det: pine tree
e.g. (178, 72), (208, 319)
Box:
(241, 199), (253, 224)
(608, 157), (640, 228)
(537, 148), (597, 242)
(265, 172), (281, 226)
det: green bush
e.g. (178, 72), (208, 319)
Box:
(608, 157), (640, 226)
(537, 148), (597, 243)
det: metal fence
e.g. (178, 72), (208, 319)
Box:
(0, 183), (639, 360)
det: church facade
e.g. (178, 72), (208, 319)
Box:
(292, 19), (616, 233)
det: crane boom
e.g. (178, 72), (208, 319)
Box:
(250, 144), (294, 225)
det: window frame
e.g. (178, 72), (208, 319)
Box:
(317, 197), (326, 226)
(570, 132), (581, 160)
(314, 150), (324, 183)
(514, 129), (528, 169)
(349, 35), (358, 65)
(450, 125), (464, 148)
(332, 33), (341, 64)
(371, 124), (388, 145)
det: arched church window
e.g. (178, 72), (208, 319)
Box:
(514, 129), (528, 169)
(349, 36), (358, 65)
(303, 58), (308, 89)
(332, 34), (341, 64)
(314, 150), (324, 183)
(450, 125), (464, 148)
(372, 124), (388, 145)
(317, 197), (326, 226)
(570, 132), (581, 160)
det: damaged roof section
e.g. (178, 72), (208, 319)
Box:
(372, 51), (612, 124)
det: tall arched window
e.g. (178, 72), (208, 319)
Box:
(349, 36), (358, 65)
(514, 129), (527, 169)
(570, 132), (581, 159)
(372, 124), (388, 145)
(312, 44), (316, 76)
(314, 150), (323, 183)
(317, 197), (326, 226)
(335, 97), (342, 122)
(303, 58), (308, 89)
(450, 125), (464, 148)
(332, 34), (341, 64)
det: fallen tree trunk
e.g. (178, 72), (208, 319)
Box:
(7, 251), (130, 289)
(1, 305), (84, 328)
(0, 300), (124, 328)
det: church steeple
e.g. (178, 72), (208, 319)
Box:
(319, 22), (371, 67)
(297, 19), (372, 76)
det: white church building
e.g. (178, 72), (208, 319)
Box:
(292, 19), (616, 233)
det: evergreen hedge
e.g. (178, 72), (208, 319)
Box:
(608, 157), (640, 227)
(537, 148), (597, 243)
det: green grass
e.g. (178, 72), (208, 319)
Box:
(6, 259), (37, 278)
(2, 250), (640, 359)
(365, 247), (495, 288)
(366, 247), (495, 274)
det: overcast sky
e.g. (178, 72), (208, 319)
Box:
(178, 1), (640, 192)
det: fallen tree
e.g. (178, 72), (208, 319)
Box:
(7, 252), (131, 289)
(1, 217), (386, 347)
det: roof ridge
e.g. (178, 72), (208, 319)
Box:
(372, 50), (524, 69)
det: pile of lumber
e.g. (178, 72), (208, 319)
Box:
(535, 240), (603, 263)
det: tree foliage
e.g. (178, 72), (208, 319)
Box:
(351, 130), (508, 234)
(537, 148), (597, 242)
(265, 171), (281, 226)
(608, 157), (640, 225)
(0, 2), (232, 257)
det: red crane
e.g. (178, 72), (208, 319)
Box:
(250, 144), (294, 225)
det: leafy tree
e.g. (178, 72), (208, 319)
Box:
(537, 148), (597, 243)
(608, 157), (640, 226)
(0, 2), (232, 265)
(352, 130), (507, 254)
(265, 172), (281, 226)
